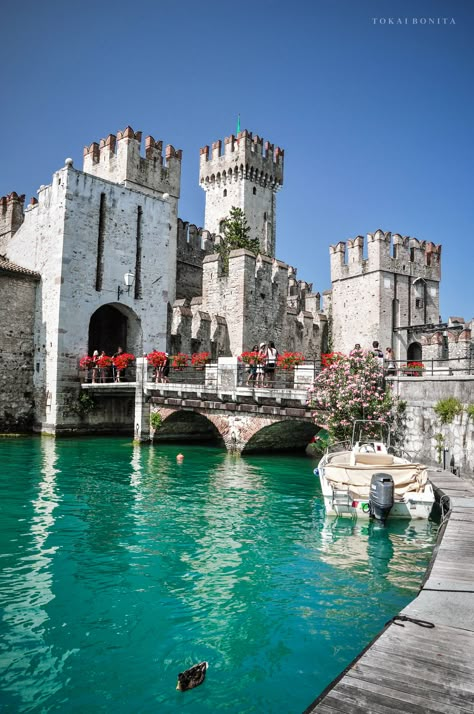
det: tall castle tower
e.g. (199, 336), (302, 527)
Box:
(330, 229), (441, 357)
(199, 130), (284, 257)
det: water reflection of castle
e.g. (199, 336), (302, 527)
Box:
(318, 518), (437, 589)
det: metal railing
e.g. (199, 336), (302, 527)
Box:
(385, 357), (473, 377)
(145, 361), (321, 391)
(81, 364), (137, 383)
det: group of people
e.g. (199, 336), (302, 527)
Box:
(91, 346), (125, 383)
(246, 341), (279, 387)
(350, 341), (397, 375)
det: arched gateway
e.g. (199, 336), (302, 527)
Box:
(88, 303), (143, 356)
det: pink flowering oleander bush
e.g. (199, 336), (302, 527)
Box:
(308, 351), (403, 443)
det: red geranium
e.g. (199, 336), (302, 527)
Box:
(238, 351), (265, 365)
(321, 352), (344, 369)
(97, 354), (113, 369)
(79, 356), (94, 369)
(172, 353), (189, 368)
(113, 353), (135, 371)
(277, 352), (305, 370)
(191, 352), (210, 367)
(146, 351), (167, 368)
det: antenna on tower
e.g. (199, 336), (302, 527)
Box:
(236, 114), (241, 135)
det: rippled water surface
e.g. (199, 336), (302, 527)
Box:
(0, 437), (438, 713)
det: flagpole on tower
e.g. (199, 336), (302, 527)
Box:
(236, 114), (241, 135)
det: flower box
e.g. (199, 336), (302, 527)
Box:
(172, 353), (189, 369)
(277, 352), (305, 370)
(238, 351), (266, 366)
(146, 351), (167, 368)
(401, 361), (425, 377)
(191, 352), (211, 369)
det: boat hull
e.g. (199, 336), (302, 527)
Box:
(316, 459), (435, 520)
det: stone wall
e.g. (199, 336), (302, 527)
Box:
(175, 219), (215, 300)
(0, 267), (39, 431)
(393, 376), (474, 475)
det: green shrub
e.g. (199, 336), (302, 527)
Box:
(434, 397), (463, 424)
(150, 411), (162, 431)
(466, 404), (474, 420)
(70, 391), (96, 418)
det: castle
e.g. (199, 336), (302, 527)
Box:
(0, 125), (471, 433)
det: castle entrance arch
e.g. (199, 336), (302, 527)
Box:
(407, 341), (422, 362)
(88, 304), (142, 356)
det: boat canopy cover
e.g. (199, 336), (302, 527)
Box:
(323, 462), (428, 500)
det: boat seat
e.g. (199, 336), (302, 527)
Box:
(354, 453), (395, 466)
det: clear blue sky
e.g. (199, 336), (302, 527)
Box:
(1, 0), (472, 320)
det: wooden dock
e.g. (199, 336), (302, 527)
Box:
(304, 469), (474, 714)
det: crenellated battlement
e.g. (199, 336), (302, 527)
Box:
(330, 229), (442, 283)
(83, 125), (182, 198)
(176, 218), (216, 257)
(0, 192), (25, 251)
(199, 129), (284, 189)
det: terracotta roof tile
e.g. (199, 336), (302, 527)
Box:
(0, 255), (40, 279)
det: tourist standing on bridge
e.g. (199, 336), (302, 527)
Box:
(265, 341), (278, 387)
(256, 343), (266, 387)
(246, 344), (259, 385)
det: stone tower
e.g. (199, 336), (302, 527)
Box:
(5, 126), (181, 433)
(330, 229), (441, 358)
(199, 130), (284, 257)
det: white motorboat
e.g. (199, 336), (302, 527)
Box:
(315, 421), (435, 521)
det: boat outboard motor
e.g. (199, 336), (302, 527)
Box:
(369, 473), (394, 524)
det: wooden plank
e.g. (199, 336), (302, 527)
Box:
(361, 650), (474, 693)
(307, 479), (474, 714)
(335, 679), (457, 714)
(350, 657), (473, 704)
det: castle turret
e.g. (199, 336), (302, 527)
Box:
(199, 130), (284, 257)
(329, 229), (442, 357)
(83, 126), (182, 201)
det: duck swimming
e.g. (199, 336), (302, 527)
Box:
(176, 661), (208, 691)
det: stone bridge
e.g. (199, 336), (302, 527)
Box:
(148, 396), (317, 453)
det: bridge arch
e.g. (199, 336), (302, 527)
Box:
(152, 408), (225, 446)
(242, 419), (319, 454)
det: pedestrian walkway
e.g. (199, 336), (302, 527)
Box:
(304, 469), (474, 714)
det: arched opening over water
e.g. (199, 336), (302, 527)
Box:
(242, 420), (319, 454)
(88, 303), (142, 356)
(154, 410), (225, 446)
(407, 341), (422, 362)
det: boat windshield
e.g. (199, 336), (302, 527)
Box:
(351, 420), (390, 447)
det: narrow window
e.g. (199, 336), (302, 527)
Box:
(223, 189), (227, 197)
(134, 206), (142, 299)
(253, 186), (257, 195)
(95, 193), (106, 291)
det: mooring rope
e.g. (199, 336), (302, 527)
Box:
(387, 615), (435, 628)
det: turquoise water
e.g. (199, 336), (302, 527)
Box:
(0, 438), (438, 713)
